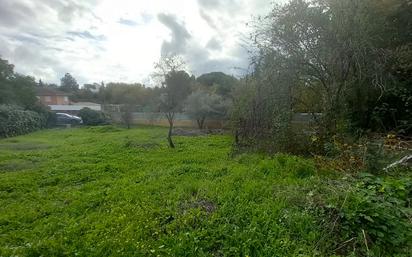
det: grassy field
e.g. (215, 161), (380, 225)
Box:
(0, 126), (410, 256)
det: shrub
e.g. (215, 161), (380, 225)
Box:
(336, 174), (412, 256)
(0, 105), (46, 138)
(30, 102), (57, 127)
(78, 107), (109, 126)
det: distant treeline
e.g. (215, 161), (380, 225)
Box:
(0, 58), (237, 131)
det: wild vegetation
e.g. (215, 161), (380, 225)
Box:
(232, 0), (412, 154)
(0, 105), (46, 138)
(0, 127), (410, 256)
(0, 0), (411, 256)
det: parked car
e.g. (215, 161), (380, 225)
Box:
(56, 113), (83, 125)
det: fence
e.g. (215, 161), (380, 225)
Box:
(106, 111), (319, 129)
(109, 112), (228, 129)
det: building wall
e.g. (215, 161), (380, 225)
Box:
(39, 95), (69, 105)
(49, 104), (102, 112)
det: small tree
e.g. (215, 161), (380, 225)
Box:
(121, 104), (134, 129)
(60, 73), (79, 92)
(159, 70), (192, 147)
(154, 54), (191, 148)
(184, 90), (229, 129)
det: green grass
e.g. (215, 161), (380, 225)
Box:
(0, 126), (410, 256)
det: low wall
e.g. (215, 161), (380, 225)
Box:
(50, 104), (102, 111)
(109, 112), (229, 129)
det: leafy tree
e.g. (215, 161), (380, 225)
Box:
(184, 90), (230, 129)
(70, 83), (103, 103)
(0, 57), (38, 109)
(0, 58), (14, 80)
(233, 0), (412, 153)
(11, 75), (38, 109)
(153, 54), (192, 148)
(38, 79), (45, 87)
(60, 73), (79, 92)
(0, 58), (17, 105)
(101, 83), (147, 105)
(197, 72), (238, 97)
(159, 70), (193, 147)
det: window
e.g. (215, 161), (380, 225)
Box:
(64, 96), (69, 102)
(44, 96), (51, 102)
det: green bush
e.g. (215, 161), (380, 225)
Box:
(78, 107), (109, 126)
(0, 105), (46, 138)
(30, 102), (57, 127)
(337, 173), (412, 256)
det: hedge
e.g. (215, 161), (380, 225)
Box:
(78, 107), (110, 126)
(0, 105), (46, 138)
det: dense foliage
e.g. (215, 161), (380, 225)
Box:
(60, 73), (79, 92)
(160, 69), (194, 147)
(0, 105), (46, 138)
(232, 0), (412, 153)
(0, 59), (39, 110)
(337, 173), (412, 256)
(184, 90), (230, 129)
(196, 72), (238, 98)
(78, 107), (109, 126)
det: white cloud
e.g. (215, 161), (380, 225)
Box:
(0, 0), (281, 86)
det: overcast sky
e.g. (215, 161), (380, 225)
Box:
(0, 0), (283, 86)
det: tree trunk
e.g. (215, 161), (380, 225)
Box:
(235, 129), (239, 145)
(167, 123), (175, 148)
(196, 117), (206, 130)
(166, 112), (175, 148)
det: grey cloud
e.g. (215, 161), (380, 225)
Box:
(0, 0), (99, 28)
(199, 10), (218, 30)
(118, 18), (138, 26)
(0, 0), (37, 27)
(0, 0), (106, 85)
(5, 34), (43, 46)
(10, 43), (89, 84)
(0, 36), (12, 57)
(57, 2), (81, 23)
(1, 0), (254, 84)
(158, 13), (191, 56)
(157, 12), (247, 77)
(206, 38), (222, 51)
(118, 13), (153, 27)
(187, 45), (210, 63)
(13, 44), (62, 70)
(141, 13), (154, 24)
(197, 0), (222, 10)
(53, 0), (101, 24)
(67, 31), (106, 41)
(197, 0), (241, 12)
(8, 43), (66, 82)
(190, 43), (250, 77)
(191, 58), (242, 77)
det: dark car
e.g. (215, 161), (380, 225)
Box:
(56, 113), (83, 125)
